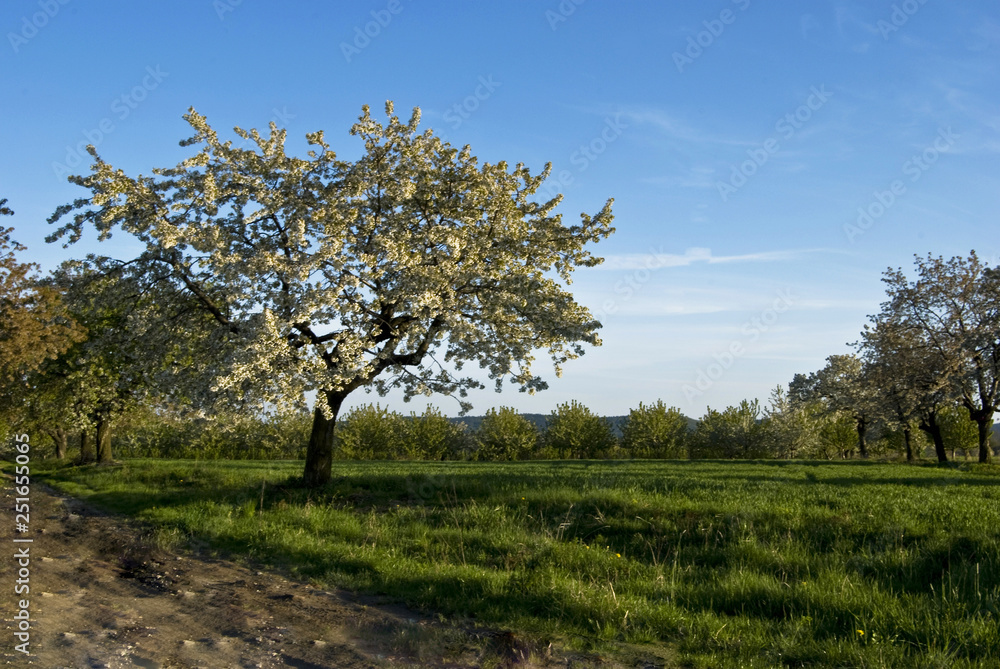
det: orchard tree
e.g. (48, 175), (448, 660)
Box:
(36, 257), (214, 463)
(690, 400), (769, 459)
(878, 253), (998, 463)
(0, 213), (86, 450)
(859, 315), (956, 462)
(763, 386), (821, 459)
(541, 400), (617, 459)
(619, 400), (689, 458)
(0, 223), (84, 387)
(790, 354), (878, 458)
(333, 404), (405, 460)
(48, 103), (615, 485)
(938, 404), (980, 459)
(861, 320), (922, 461)
(401, 406), (469, 460)
(473, 406), (538, 461)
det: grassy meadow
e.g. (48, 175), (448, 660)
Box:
(29, 458), (1000, 668)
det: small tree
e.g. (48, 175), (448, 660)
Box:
(401, 406), (469, 460)
(817, 410), (863, 459)
(939, 404), (980, 460)
(334, 404), (405, 460)
(790, 354), (879, 458)
(541, 400), (616, 459)
(690, 400), (769, 459)
(473, 406), (538, 461)
(874, 422), (930, 461)
(763, 385), (822, 459)
(619, 400), (689, 459)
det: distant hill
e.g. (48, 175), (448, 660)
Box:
(449, 413), (697, 437)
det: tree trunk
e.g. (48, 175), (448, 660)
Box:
(903, 426), (913, 462)
(80, 430), (95, 463)
(303, 391), (346, 487)
(96, 417), (113, 464)
(47, 427), (68, 460)
(856, 417), (869, 459)
(976, 417), (993, 463)
(919, 416), (947, 463)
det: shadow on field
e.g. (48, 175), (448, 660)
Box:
(33, 458), (1000, 665)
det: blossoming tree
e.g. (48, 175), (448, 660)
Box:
(48, 103), (615, 485)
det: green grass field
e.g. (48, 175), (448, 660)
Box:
(29, 459), (1000, 668)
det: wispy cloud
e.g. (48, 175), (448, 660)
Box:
(592, 247), (829, 271)
(618, 108), (756, 148)
(639, 167), (716, 189)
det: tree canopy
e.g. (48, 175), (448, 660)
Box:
(0, 223), (84, 387)
(48, 103), (615, 484)
(866, 252), (998, 462)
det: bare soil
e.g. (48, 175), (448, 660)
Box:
(0, 478), (649, 668)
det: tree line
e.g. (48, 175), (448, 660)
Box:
(790, 252), (998, 464)
(9, 393), (987, 464)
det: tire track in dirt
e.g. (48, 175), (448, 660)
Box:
(0, 477), (595, 668)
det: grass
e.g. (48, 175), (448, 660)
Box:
(24, 458), (1000, 668)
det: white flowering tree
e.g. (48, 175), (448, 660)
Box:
(789, 354), (880, 458)
(873, 253), (999, 463)
(48, 102), (615, 485)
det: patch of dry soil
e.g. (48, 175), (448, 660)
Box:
(0, 477), (649, 668)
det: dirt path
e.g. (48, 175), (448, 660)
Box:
(0, 478), (613, 668)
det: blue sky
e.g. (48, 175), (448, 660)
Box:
(2, 1), (998, 418)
